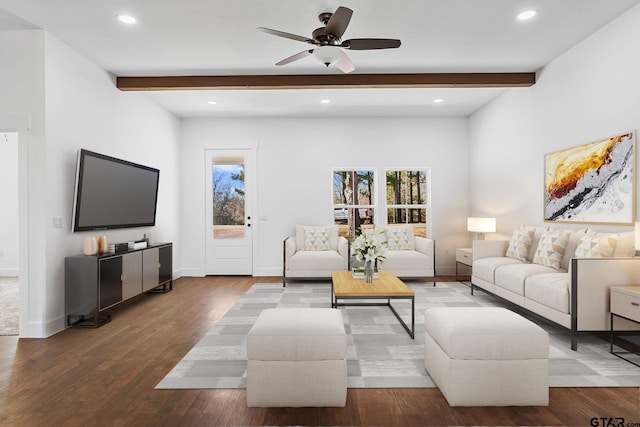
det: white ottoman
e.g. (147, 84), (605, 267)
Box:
(246, 308), (347, 407)
(424, 307), (549, 407)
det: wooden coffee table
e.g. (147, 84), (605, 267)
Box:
(331, 270), (415, 339)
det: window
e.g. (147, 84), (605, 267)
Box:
(332, 169), (375, 236)
(386, 169), (430, 237)
(212, 157), (245, 239)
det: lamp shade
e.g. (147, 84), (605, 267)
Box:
(635, 222), (640, 249)
(467, 217), (496, 233)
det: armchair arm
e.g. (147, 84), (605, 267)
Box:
(283, 236), (297, 266)
(472, 240), (508, 261)
(414, 236), (434, 256)
(337, 236), (350, 269)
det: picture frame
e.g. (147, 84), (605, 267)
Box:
(544, 131), (636, 225)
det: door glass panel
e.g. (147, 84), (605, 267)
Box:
(212, 156), (245, 239)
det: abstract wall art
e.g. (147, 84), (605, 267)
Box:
(544, 132), (635, 224)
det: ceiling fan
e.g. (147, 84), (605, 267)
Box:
(258, 6), (401, 73)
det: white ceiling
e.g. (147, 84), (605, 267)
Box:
(1, 0), (639, 118)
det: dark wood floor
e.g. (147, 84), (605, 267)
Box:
(1, 276), (638, 427)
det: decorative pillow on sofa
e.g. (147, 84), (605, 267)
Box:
(385, 226), (414, 250)
(574, 233), (617, 258)
(533, 230), (571, 269)
(505, 227), (535, 262)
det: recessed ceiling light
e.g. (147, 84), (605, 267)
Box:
(117, 14), (137, 24)
(320, 99), (331, 104)
(517, 10), (537, 21)
(433, 98), (444, 103)
(207, 100), (218, 105)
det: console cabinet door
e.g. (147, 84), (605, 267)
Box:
(122, 251), (143, 301)
(158, 245), (172, 285)
(142, 247), (160, 292)
(99, 257), (123, 310)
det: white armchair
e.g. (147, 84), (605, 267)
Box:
(283, 225), (350, 286)
(378, 225), (436, 285)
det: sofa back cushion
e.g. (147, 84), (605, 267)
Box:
(296, 225), (339, 251)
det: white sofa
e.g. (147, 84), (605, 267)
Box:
(283, 225), (350, 286)
(471, 225), (640, 350)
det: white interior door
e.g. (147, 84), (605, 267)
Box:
(205, 149), (255, 275)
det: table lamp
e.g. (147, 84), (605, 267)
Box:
(467, 217), (496, 240)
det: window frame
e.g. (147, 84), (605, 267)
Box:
(384, 168), (432, 238)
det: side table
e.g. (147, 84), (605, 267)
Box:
(455, 248), (472, 285)
(610, 285), (640, 367)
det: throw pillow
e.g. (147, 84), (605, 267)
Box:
(385, 226), (413, 250)
(533, 230), (571, 269)
(303, 227), (331, 251)
(505, 227), (534, 262)
(574, 233), (617, 258)
(296, 225), (339, 251)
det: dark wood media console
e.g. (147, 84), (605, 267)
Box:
(65, 243), (172, 327)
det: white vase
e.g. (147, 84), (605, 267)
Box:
(84, 236), (98, 255)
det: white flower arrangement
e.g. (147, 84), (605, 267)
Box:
(351, 226), (388, 264)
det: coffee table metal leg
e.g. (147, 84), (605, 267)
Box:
(388, 298), (415, 339)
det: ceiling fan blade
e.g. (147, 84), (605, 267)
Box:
(341, 38), (402, 50)
(258, 27), (316, 44)
(275, 49), (314, 66)
(335, 51), (355, 73)
(324, 6), (353, 39)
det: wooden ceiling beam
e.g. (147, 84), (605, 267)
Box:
(116, 72), (535, 91)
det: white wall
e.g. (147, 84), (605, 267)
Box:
(181, 116), (470, 277)
(0, 30), (182, 337)
(0, 132), (18, 276)
(469, 3), (640, 237)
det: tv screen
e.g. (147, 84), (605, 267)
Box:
(71, 149), (160, 232)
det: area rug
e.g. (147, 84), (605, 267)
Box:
(156, 281), (640, 389)
(0, 277), (19, 336)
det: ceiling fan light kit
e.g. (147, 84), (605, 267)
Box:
(258, 6), (401, 73)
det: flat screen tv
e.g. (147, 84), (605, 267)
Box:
(71, 149), (160, 232)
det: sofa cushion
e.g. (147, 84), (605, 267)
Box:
(296, 225), (339, 251)
(524, 273), (570, 314)
(473, 257), (524, 284)
(533, 230), (570, 269)
(384, 225), (415, 250)
(575, 233), (617, 258)
(495, 263), (560, 296)
(505, 227), (534, 262)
